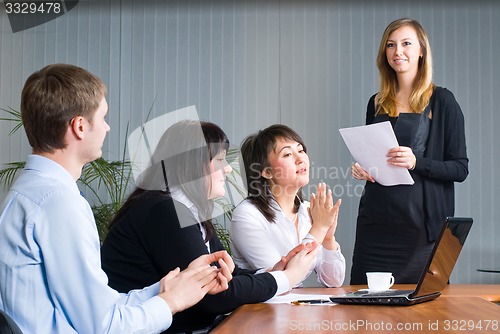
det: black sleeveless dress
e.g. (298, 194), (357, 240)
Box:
(350, 113), (434, 284)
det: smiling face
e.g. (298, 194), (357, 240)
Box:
(265, 137), (310, 197)
(385, 25), (422, 79)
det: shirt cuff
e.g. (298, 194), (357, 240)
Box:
(301, 233), (316, 244)
(321, 242), (344, 262)
(255, 267), (268, 274)
(268, 271), (291, 296)
(144, 296), (173, 332)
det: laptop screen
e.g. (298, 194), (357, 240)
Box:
(413, 217), (473, 297)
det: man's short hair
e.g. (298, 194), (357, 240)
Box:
(21, 64), (107, 153)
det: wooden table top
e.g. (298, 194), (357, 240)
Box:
(212, 284), (500, 334)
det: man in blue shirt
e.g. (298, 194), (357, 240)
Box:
(0, 64), (232, 333)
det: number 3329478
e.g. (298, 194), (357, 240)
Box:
(4, 2), (62, 14)
(442, 320), (499, 331)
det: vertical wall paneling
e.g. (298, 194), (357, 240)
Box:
(0, 0), (499, 284)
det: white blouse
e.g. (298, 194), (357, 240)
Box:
(229, 198), (345, 287)
(170, 187), (292, 295)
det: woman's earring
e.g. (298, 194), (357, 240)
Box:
(263, 168), (273, 180)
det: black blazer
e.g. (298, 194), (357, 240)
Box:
(101, 193), (278, 333)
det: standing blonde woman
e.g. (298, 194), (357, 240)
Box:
(350, 18), (469, 284)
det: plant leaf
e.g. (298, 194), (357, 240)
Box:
(0, 161), (25, 189)
(0, 107), (23, 135)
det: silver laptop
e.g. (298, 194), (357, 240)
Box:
(330, 217), (473, 306)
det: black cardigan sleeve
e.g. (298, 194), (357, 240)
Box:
(412, 87), (469, 182)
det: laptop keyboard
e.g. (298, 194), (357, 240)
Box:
(355, 289), (414, 297)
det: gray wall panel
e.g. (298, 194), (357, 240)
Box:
(0, 0), (498, 284)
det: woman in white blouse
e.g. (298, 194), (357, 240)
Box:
(230, 124), (345, 287)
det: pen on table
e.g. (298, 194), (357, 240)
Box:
(291, 299), (331, 305)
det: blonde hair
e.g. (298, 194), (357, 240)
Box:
(376, 18), (434, 116)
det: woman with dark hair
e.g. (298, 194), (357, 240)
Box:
(350, 18), (468, 284)
(101, 120), (318, 333)
(230, 124), (345, 288)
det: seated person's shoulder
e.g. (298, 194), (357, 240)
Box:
(231, 199), (269, 228)
(233, 198), (257, 212)
(232, 199), (267, 220)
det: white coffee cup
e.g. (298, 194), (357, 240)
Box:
(366, 272), (395, 292)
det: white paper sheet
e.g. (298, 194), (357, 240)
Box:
(339, 121), (414, 186)
(264, 293), (336, 305)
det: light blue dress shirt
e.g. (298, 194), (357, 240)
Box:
(0, 155), (171, 333)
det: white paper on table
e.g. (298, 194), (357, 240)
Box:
(339, 121), (414, 186)
(264, 293), (337, 305)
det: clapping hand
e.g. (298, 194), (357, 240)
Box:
(308, 182), (341, 243)
(157, 251), (235, 314)
(158, 265), (220, 315)
(188, 250), (235, 295)
(270, 242), (318, 272)
(281, 241), (320, 288)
